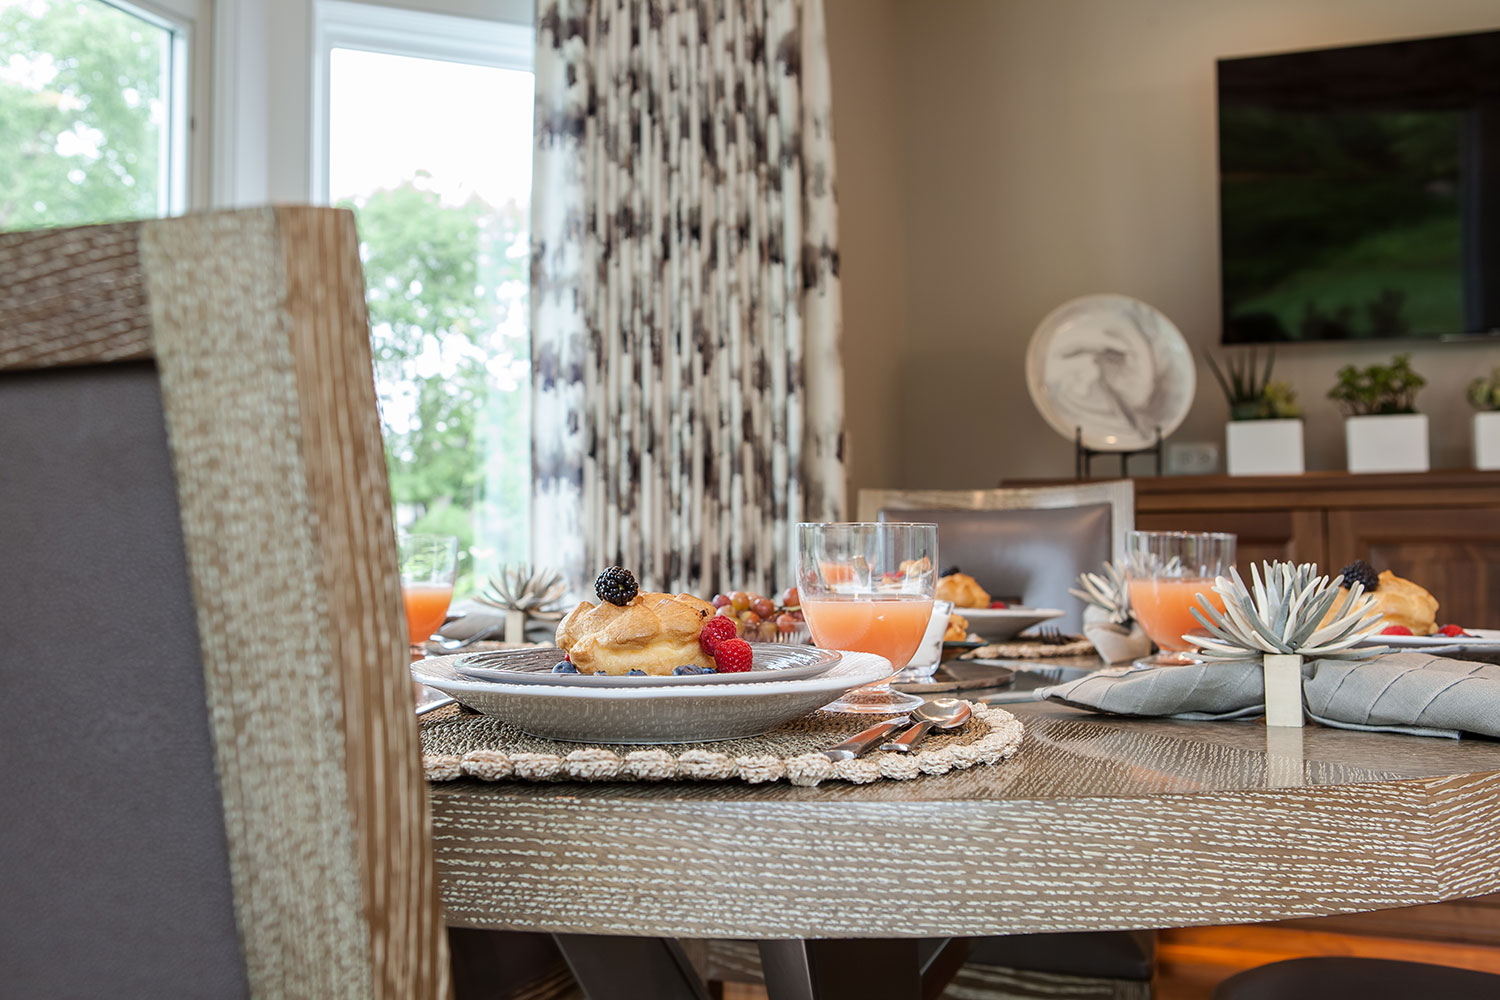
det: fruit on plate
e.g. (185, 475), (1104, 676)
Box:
(1381, 625), (1413, 636)
(698, 615), (739, 656)
(1437, 624), (1469, 637)
(708, 585), (808, 642)
(713, 638), (754, 673)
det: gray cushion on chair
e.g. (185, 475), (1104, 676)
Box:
(0, 365), (249, 998)
(881, 505), (1112, 632)
(1213, 957), (1500, 999)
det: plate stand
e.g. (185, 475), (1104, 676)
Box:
(1075, 426), (1162, 479)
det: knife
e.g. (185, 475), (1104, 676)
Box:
(819, 716), (911, 761)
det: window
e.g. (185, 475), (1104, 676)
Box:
(0, 0), (201, 229)
(316, 1), (533, 593)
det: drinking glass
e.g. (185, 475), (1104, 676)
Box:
(400, 533), (459, 652)
(1124, 530), (1236, 667)
(798, 522), (938, 713)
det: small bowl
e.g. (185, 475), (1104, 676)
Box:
(741, 620), (813, 645)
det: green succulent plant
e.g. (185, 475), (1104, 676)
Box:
(1206, 349), (1301, 420)
(1327, 353), (1425, 417)
(1468, 367), (1500, 412)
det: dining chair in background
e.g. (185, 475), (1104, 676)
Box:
(0, 210), (450, 999)
(858, 481), (1135, 633)
(1212, 957), (1500, 998)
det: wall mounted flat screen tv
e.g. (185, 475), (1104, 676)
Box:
(1218, 30), (1500, 343)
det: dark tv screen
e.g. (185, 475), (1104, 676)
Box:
(1218, 30), (1500, 343)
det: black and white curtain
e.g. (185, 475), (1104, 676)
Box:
(530, 0), (845, 595)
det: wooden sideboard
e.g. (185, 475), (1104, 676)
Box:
(1126, 470), (1500, 629)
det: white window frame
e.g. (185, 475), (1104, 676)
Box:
(310, 0), (534, 206)
(85, 0), (211, 214)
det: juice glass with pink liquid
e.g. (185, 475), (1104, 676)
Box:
(798, 522), (938, 713)
(1124, 530), (1236, 667)
(399, 534), (459, 651)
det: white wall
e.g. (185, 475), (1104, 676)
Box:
(826, 0), (1500, 492)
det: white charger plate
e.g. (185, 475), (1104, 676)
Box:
(454, 644), (838, 687)
(960, 607), (1065, 642)
(1356, 628), (1500, 650)
(412, 649), (891, 744)
(1025, 294), (1195, 451)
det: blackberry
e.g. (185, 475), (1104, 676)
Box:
(1338, 559), (1380, 591)
(941, 565), (963, 578)
(595, 565), (639, 606)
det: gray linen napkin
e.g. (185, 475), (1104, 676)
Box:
(1040, 652), (1500, 739)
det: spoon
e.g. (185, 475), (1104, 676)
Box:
(879, 698), (972, 754)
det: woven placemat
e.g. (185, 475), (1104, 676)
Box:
(968, 636), (1094, 659)
(420, 700), (1023, 787)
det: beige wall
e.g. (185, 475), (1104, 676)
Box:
(828, 0), (1500, 495)
(824, 0), (909, 502)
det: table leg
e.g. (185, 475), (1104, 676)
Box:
(758, 938), (935, 1000)
(552, 934), (711, 1000)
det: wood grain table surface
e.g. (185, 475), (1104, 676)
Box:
(428, 669), (1500, 940)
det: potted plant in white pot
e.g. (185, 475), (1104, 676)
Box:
(1469, 367), (1500, 470)
(1207, 349), (1303, 476)
(1328, 353), (1428, 473)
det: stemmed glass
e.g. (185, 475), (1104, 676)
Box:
(798, 522), (938, 714)
(1124, 530), (1236, 667)
(400, 533), (459, 654)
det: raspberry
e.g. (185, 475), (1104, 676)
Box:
(990, 600), (1008, 609)
(1438, 624), (1467, 637)
(1381, 625), (1413, 636)
(713, 638), (753, 673)
(595, 566), (639, 606)
(699, 616), (739, 655)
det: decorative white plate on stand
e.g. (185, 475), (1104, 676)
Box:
(1025, 294), (1195, 451)
(412, 649), (891, 744)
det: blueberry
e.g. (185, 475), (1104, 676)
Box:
(552, 661), (578, 673)
(627, 669), (647, 676)
(672, 664), (709, 675)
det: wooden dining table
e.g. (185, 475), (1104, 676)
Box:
(424, 662), (1500, 999)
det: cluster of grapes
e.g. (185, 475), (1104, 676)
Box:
(709, 587), (805, 639)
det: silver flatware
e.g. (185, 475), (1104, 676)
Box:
(880, 698), (972, 753)
(820, 716), (911, 761)
(431, 623), (506, 652)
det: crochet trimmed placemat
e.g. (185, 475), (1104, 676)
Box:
(420, 700), (1023, 788)
(967, 636), (1094, 659)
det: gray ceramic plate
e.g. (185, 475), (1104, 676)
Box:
(960, 607), (1065, 641)
(412, 649), (892, 744)
(454, 644), (839, 687)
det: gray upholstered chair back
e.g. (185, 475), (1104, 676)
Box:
(858, 483), (1134, 633)
(0, 210), (449, 1000)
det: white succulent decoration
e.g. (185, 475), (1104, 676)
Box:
(1069, 562), (1133, 626)
(1186, 561), (1387, 662)
(478, 564), (570, 621)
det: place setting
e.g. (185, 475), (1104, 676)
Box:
(413, 522), (1025, 785)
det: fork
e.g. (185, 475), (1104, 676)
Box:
(1037, 626), (1069, 646)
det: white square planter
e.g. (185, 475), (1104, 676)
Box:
(1345, 413), (1429, 473)
(1226, 419), (1305, 476)
(1475, 412), (1500, 470)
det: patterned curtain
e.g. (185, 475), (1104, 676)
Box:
(530, 0), (845, 597)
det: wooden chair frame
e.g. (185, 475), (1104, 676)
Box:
(0, 208), (450, 999)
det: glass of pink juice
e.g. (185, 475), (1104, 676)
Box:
(798, 522), (938, 713)
(399, 533), (459, 652)
(1124, 530), (1236, 667)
